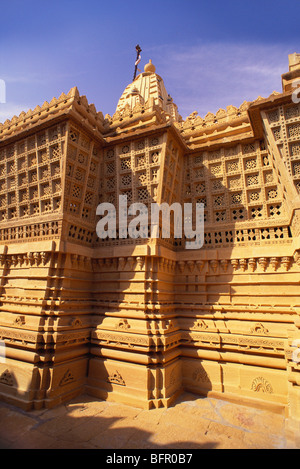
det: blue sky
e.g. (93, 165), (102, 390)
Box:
(0, 0), (299, 122)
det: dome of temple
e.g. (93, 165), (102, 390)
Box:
(115, 59), (180, 122)
(144, 59), (156, 74)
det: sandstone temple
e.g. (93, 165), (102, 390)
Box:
(0, 53), (300, 440)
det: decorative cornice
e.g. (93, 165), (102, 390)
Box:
(0, 86), (289, 152)
(247, 90), (292, 138)
(176, 100), (251, 134)
(174, 92), (285, 150)
(0, 87), (105, 143)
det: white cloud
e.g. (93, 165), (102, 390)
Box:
(150, 42), (293, 119)
(2, 74), (46, 85)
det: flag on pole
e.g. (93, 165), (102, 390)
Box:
(135, 54), (141, 66)
(133, 44), (142, 80)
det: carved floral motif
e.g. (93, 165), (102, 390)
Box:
(251, 377), (273, 394)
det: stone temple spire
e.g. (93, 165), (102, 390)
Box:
(116, 59), (180, 122)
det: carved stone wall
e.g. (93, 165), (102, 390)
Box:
(0, 57), (300, 442)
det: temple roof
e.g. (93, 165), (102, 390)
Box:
(0, 86), (105, 142)
(116, 60), (181, 122)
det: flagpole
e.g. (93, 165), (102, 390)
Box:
(133, 44), (142, 81)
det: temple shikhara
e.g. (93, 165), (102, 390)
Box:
(0, 52), (300, 440)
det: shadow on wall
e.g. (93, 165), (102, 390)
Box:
(87, 146), (252, 407)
